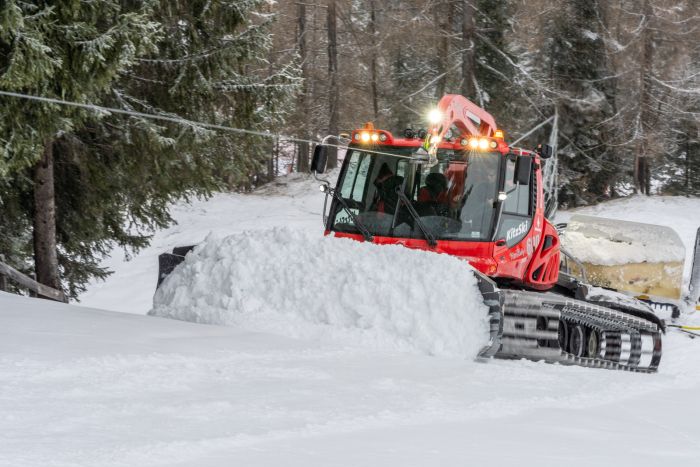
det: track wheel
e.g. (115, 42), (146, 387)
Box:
(586, 330), (600, 359)
(558, 321), (569, 352)
(569, 324), (586, 357)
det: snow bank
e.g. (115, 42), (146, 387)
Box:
(150, 228), (489, 358)
(560, 215), (685, 266)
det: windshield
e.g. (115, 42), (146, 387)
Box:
(329, 146), (501, 241)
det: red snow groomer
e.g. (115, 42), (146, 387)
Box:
(156, 95), (700, 371)
(311, 94), (667, 372)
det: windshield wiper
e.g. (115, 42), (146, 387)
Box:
(323, 185), (374, 242)
(394, 187), (438, 247)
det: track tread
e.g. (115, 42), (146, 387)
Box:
(496, 291), (662, 373)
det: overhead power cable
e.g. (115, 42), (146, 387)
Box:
(0, 90), (418, 161)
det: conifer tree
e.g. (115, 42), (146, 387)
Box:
(0, 1), (299, 298)
(541, 0), (620, 206)
(473, 0), (515, 124)
(0, 1), (160, 293)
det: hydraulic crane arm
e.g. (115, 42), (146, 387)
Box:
(424, 94), (499, 164)
(430, 94), (498, 141)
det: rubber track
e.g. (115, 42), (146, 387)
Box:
(495, 291), (662, 373)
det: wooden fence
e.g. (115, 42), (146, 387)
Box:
(0, 261), (67, 303)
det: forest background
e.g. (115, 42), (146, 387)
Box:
(0, 0), (698, 298)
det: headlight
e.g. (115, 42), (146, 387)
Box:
(428, 109), (442, 124)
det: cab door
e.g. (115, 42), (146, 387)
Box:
(493, 154), (535, 279)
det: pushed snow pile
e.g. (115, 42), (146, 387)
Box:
(561, 214), (685, 266)
(150, 228), (489, 358)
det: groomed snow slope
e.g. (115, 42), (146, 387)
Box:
(3, 291), (700, 467)
(150, 228), (489, 359)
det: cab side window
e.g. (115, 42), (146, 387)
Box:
(503, 156), (531, 216)
(498, 155), (533, 246)
(339, 152), (370, 203)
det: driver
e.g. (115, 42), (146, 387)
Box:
(418, 172), (450, 216)
(371, 163), (402, 214)
(418, 172), (449, 204)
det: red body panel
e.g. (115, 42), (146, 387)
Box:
(330, 231), (499, 276)
(326, 151), (560, 289)
(335, 96), (561, 291)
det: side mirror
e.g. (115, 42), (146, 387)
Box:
(311, 144), (328, 174)
(537, 144), (553, 159)
(514, 156), (532, 185)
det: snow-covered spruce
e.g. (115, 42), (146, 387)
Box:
(151, 228), (489, 358)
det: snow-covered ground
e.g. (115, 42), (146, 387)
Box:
(79, 172), (327, 314)
(3, 173), (700, 466)
(4, 290), (700, 467)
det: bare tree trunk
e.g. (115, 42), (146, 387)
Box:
(290, 143), (296, 173)
(369, 0), (379, 119)
(275, 136), (280, 177)
(635, 0), (653, 195)
(686, 133), (691, 192)
(296, 3), (310, 172)
(33, 139), (60, 294)
(267, 143), (274, 181)
(461, 0), (476, 99)
(327, 0), (339, 169)
(435, 1), (453, 98)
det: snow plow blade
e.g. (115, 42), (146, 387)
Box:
(560, 215), (685, 304)
(156, 245), (196, 289)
